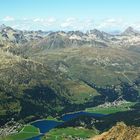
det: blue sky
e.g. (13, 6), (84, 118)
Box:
(0, 0), (140, 31)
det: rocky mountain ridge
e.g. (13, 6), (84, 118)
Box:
(1, 24), (140, 50)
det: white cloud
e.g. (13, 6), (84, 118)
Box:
(82, 19), (94, 29)
(96, 18), (125, 30)
(33, 17), (56, 26)
(22, 18), (28, 21)
(3, 16), (15, 21)
(61, 22), (71, 28)
(130, 22), (140, 30)
(60, 18), (95, 31)
(47, 17), (56, 23)
(65, 17), (76, 22)
(33, 18), (44, 22)
(61, 17), (77, 28)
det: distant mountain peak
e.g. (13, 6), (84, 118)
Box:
(122, 26), (140, 36)
(125, 26), (135, 32)
(88, 29), (111, 40)
(88, 29), (103, 39)
(68, 30), (84, 37)
(0, 24), (15, 32)
(89, 29), (101, 34)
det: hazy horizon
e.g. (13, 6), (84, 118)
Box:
(0, 0), (140, 32)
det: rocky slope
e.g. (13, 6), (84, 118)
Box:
(90, 122), (140, 140)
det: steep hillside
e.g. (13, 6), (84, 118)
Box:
(0, 48), (67, 124)
(29, 47), (140, 102)
(0, 48), (101, 126)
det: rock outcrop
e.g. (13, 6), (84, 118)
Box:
(90, 122), (140, 140)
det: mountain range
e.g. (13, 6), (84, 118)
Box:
(1, 24), (140, 49)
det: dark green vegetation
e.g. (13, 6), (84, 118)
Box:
(46, 116), (63, 122)
(42, 127), (98, 140)
(2, 125), (40, 140)
(0, 48), (72, 125)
